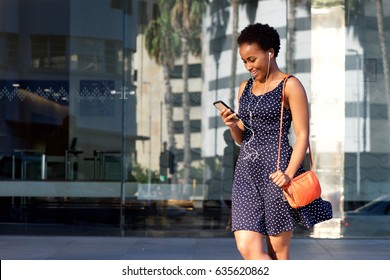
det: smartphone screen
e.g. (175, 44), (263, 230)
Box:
(213, 100), (240, 119)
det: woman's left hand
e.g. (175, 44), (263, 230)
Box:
(269, 170), (291, 187)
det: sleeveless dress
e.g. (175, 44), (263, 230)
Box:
(231, 77), (332, 236)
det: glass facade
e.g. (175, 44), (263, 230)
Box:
(0, 0), (389, 238)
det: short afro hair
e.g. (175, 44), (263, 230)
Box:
(237, 23), (281, 58)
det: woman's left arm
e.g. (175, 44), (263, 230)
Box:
(269, 77), (309, 187)
(284, 77), (310, 178)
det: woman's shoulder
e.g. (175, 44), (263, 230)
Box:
(284, 75), (307, 101)
(284, 75), (304, 90)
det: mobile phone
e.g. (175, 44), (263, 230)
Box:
(213, 100), (240, 119)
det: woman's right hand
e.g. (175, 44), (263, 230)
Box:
(220, 109), (240, 127)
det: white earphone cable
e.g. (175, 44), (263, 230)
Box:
(241, 53), (272, 161)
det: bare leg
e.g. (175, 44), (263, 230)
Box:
(234, 230), (272, 260)
(265, 230), (292, 260)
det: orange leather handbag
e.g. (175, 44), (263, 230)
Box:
(277, 76), (321, 208)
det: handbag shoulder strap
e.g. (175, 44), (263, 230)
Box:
(277, 75), (314, 171)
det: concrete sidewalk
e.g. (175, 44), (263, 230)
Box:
(0, 235), (389, 260)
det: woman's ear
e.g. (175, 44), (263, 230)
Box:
(267, 49), (274, 58)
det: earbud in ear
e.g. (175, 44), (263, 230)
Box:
(268, 52), (272, 57)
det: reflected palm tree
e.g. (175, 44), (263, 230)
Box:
(230, 0), (259, 106)
(144, 0), (181, 183)
(230, 0), (239, 107)
(209, 0), (229, 157)
(171, 0), (206, 184)
(374, 0), (390, 124)
(286, 0), (310, 73)
(347, 0), (389, 132)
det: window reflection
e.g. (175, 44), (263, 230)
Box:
(0, 0), (388, 239)
(31, 35), (67, 70)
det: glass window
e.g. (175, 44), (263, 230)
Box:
(0, 33), (18, 70)
(0, 0), (389, 239)
(31, 35), (67, 70)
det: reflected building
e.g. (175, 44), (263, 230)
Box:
(0, 0), (138, 182)
(0, 0), (389, 239)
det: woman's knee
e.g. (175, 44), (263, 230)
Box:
(235, 238), (251, 257)
(234, 231), (271, 260)
(266, 231), (292, 260)
(237, 242), (271, 260)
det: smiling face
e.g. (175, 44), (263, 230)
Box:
(239, 43), (270, 81)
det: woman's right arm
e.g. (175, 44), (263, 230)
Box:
(219, 81), (246, 145)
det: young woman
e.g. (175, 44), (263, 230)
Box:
(219, 23), (312, 260)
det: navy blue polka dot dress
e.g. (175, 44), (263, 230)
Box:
(231, 77), (331, 236)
